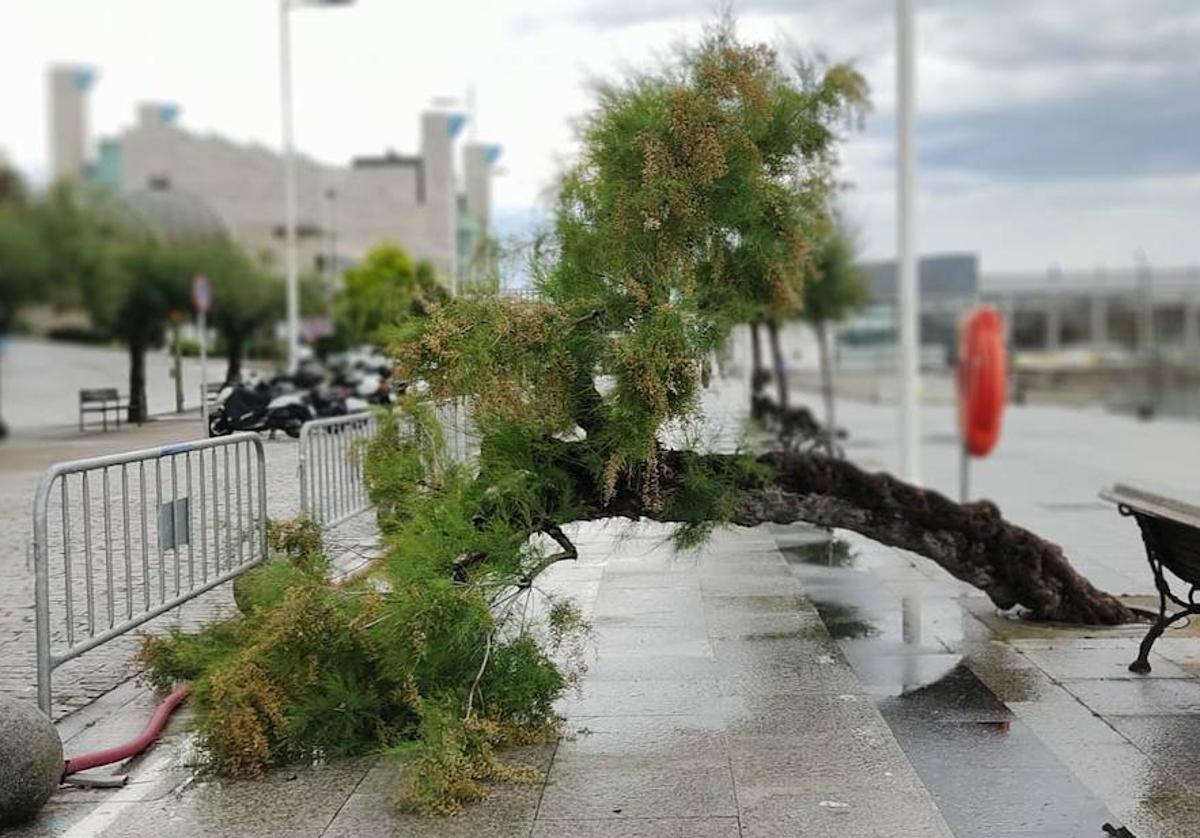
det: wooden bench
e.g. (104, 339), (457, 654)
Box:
(79, 388), (126, 432)
(1100, 484), (1200, 673)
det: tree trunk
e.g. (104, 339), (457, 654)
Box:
(172, 325), (184, 413)
(128, 343), (148, 425)
(814, 319), (835, 454)
(0, 340), (7, 440)
(766, 319), (789, 413)
(750, 320), (764, 396)
(548, 444), (1134, 626)
(225, 338), (244, 385)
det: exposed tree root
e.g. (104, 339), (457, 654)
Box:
(751, 394), (845, 454)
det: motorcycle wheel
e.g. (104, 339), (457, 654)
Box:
(208, 414), (231, 437)
(284, 419), (303, 439)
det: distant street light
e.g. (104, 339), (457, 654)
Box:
(279, 0), (354, 373)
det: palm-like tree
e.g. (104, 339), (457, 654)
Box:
(801, 229), (868, 452)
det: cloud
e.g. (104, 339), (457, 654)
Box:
(915, 71), (1200, 180)
(525, 0), (1200, 184)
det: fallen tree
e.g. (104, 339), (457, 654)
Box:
(139, 20), (1131, 818)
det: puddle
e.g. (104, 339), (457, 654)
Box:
(779, 539), (856, 568)
(807, 599), (879, 640)
(775, 530), (1122, 837)
(780, 536), (966, 697)
(878, 663), (1117, 837)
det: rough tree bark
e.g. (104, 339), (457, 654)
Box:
(766, 318), (789, 413)
(127, 344), (147, 425)
(536, 442), (1133, 626)
(225, 338), (244, 385)
(814, 319), (836, 455)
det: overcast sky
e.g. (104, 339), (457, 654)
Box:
(4, 0), (1198, 273)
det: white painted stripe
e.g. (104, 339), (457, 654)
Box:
(57, 747), (177, 838)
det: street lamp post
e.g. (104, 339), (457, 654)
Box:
(279, 0), (352, 373)
(896, 0), (921, 483)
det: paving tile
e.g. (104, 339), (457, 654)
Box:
(532, 818), (739, 837)
(536, 761), (738, 820)
(323, 785), (539, 838)
(1118, 784), (1200, 838)
(700, 574), (803, 597)
(601, 570), (700, 590)
(736, 782), (953, 838)
(727, 727), (916, 792)
(1021, 645), (1190, 680)
(356, 744), (555, 797)
(592, 587), (707, 629)
(592, 624), (711, 651)
(1006, 698), (1130, 748)
(583, 653), (720, 683)
(1035, 740), (1190, 832)
(556, 716), (726, 765)
(559, 677), (722, 718)
(97, 759), (372, 838)
(1062, 677), (1200, 716)
(718, 690), (881, 737)
(1106, 714), (1200, 785)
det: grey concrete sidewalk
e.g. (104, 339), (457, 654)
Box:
(10, 521), (953, 838)
(10, 378), (1200, 837)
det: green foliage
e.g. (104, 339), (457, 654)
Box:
(399, 19), (867, 503)
(266, 517), (325, 572)
(196, 241), (278, 380)
(0, 200), (49, 329)
(141, 418), (591, 814)
(665, 452), (768, 549)
(800, 228), (869, 327)
(335, 243), (447, 346)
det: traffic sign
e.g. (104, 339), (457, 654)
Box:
(192, 274), (211, 313)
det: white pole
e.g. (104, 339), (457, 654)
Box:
(199, 309), (209, 433)
(896, 0), (921, 483)
(280, 0), (301, 373)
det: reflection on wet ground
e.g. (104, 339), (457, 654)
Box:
(778, 530), (1122, 837)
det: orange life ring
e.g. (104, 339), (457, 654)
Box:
(956, 306), (1006, 457)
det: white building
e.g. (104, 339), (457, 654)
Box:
(47, 65), (95, 184)
(48, 64), (500, 285)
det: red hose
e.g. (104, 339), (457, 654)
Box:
(62, 684), (192, 777)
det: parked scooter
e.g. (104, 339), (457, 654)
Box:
(208, 381), (315, 439)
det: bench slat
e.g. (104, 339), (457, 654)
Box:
(1100, 484), (1200, 530)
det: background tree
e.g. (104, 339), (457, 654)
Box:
(0, 171), (49, 438)
(334, 243), (446, 346)
(800, 227), (869, 450)
(100, 243), (191, 423)
(199, 242), (277, 383)
(0, 182), (48, 332)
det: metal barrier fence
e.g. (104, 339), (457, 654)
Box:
(32, 433), (268, 714)
(298, 412), (378, 528)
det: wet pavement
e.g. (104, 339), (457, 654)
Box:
(781, 530), (1121, 836)
(776, 510), (1200, 837)
(8, 522), (956, 837)
(8, 365), (1200, 835)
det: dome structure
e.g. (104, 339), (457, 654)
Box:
(111, 182), (228, 245)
